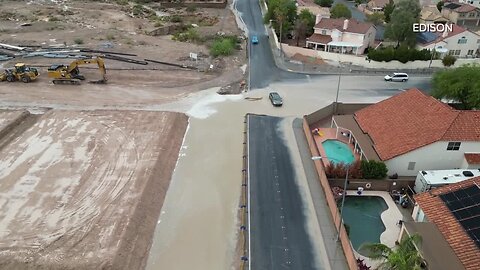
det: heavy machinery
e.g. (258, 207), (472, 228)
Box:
(47, 57), (107, 85)
(0, 63), (39, 83)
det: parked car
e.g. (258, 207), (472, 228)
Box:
(251, 35), (259, 45)
(384, 73), (409, 82)
(269, 92), (283, 107)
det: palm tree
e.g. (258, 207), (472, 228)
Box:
(359, 233), (424, 270)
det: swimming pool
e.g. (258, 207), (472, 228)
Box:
(321, 140), (354, 165)
(341, 196), (388, 256)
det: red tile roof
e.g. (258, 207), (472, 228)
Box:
(465, 153), (480, 164)
(456, 3), (478, 12)
(414, 178), (480, 270)
(314, 18), (374, 34)
(354, 89), (480, 160)
(307, 33), (332, 44)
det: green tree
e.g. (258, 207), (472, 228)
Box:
(437, 1), (444, 11)
(330, 3), (352, 19)
(360, 234), (423, 270)
(383, 0), (395, 23)
(366, 12), (385, 25)
(264, 0), (298, 41)
(385, 0), (420, 47)
(294, 9), (315, 46)
(314, 0), (333, 8)
(432, 64), (480, 110)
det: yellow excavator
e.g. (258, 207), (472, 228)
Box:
(0, 63), (39, 83)
(47, 57), (107, 85)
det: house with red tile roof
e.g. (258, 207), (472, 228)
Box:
(416, 24), (480, 58)
(306, 17), (376, 55)
(441, 2), (480, 28)
(398, 177), (480, 270)
(330, 88), (480, 176)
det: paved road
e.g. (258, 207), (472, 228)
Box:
(248, 115), (319, 270)
(235, 0), (307, 88)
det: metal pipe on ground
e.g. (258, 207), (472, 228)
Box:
(144, 59), (197, 70)
(102, 54), (148, 65)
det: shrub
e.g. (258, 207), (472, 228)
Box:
(314, 0), (333, 7)
(116, 0), (129, 5)
(367, 46), (432, 63)
(186, 6), (197, 13)
(360, 160), (388, 179)
(172, 28), (202, 43)
(74, 38), (84, 45)
(170, 15), (183, 23)
(210, 36), (239, 57)
(106, 33), (116, 40)
(442, 55), (457, 67)
(325, 160), (362, 179)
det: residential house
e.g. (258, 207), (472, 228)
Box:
(367, 0), (390, 12)
(329, 89), (480, 176)
(460, 0), (480, 9)
(306, 17), (376, 55)
(417, 24), (480, 57)
(399, 178), (480, 270)
(441, 2), (480, 28)
(420, 5), (449, 24)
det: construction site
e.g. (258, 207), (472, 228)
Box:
(0, 0), (245, 269)
(0, 0), (246, 106)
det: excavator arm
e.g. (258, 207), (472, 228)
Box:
(66, 57), (107, 83)
(48, 56), (107, 85)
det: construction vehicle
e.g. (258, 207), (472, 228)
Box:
(0, 63), (39, 83)
(47, 57), (107, 85)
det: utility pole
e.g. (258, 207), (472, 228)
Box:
(429, 42), (437, 68)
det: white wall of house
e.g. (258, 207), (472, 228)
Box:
(312, 26), (375, 54)
(460, 0), (480, 8)
(461, 156), (480, 169)
(412, 205), (427, 222)
(418, 31), (480, 57)
(385, 141), (480, 176)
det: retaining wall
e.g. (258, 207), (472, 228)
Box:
(304, 102), (372, 125)
(302, 118), (358, 270)
(329, 178), (415, 191)
(158, 0), (227, 8)
(281, 43), (480, 69)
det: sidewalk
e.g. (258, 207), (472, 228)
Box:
(292, 118), (350, 270)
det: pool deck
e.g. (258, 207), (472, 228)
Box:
(311, 128), (360, 167)
(345, 190), (403, 269)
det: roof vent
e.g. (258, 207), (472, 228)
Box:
(463, 171), (474, 177)
(443, 176), (449, 180)
(422, 171), (427, 175)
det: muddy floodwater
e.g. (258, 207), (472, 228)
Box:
(144, 80), (396, 270)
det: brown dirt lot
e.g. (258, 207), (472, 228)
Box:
(0, 0), (246, 106)
(0, 109), (188, 270)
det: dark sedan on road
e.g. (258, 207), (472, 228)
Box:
(269, 92), (283, 107)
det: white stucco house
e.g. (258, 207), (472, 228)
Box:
(330, 89), (480, 176)
(417, 24), (480, 58)
(460, 0), (480, 9)
(306, 16), (376, 55)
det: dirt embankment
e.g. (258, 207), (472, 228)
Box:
(0, 109), (188, 270)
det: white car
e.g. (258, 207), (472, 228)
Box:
(384, 73), (409, 82)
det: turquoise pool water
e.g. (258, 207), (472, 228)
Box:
(341, 196), (388, 255)
(321, 140), (354, 165)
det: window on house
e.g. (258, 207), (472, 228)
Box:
(469, 12), (476, 17)
(455, 50), (461, 55)
(458, 37), (467, 44)
(447, 142), (461, 150)
(449, 50), (455, 55)
(468, 49), (474, 55)
(408, 162), (416, 170)
(322, 30), (327, 35)
(477, 39), (480, 44)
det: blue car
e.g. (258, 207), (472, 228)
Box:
(251, 35), (259, 44)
